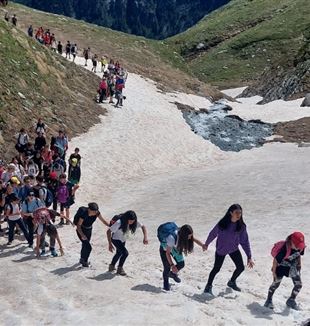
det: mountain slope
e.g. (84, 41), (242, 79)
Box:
(0, 18), (104, 160)
(4, 2), (222, 99)
(13, 0), (231, 39)
(168, 0), (310, 88)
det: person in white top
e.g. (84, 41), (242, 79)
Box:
(5, 194), (31, 246)
(107, 210), (148, 276)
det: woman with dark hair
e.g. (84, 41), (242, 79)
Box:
(107, 211), (148, 276)
(203, 204), (254, 295)
(158, 222), (204, 291)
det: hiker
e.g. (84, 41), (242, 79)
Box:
(158, 222), (205, 291)
(74, 202), (110, 267)
(84, 47), (90, 66)
(51, 35), (57, 52)
(71, 43), (77, 62)
(26, 160), (39, 177)
(15, 128), (29, 153)
(56, 173), (78, 225)
(107, 75), (115, 104)
(100, 56), (107, 72)
(54, 130), (68, 159)
(203, 204), (254, 296)
(107, 211), (148, 276)
(46, 171), (58, 211)
(91, 54), (98, 73)
(115, 75), (125, 108)
(34, 207), (65, 257)
(21, 191), (44, 248)
(57, 41), (63, 55)
(68, 158), (81, 185)
(34, 132), (46, 152)
(11, 14), (17, 26)
(5, 194), (31, 246)
(4, 12), (9, 22)
(98, 77), (108, 103)
(28, 25), (33, 37)
(264, 232), (305, 310)
(34, 118), (47, 135)
(65, 41), (71, 59)
(69, 147), (81, 167)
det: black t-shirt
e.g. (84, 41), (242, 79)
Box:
(75, 207), (99, 228)
(275, 245), (304, 277)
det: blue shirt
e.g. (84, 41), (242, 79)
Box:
(21, 198), (44, 213)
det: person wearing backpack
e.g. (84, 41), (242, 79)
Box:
(203, 204), (254, 296)
(158, 222), (204, 291)
(5, 194), (31, 246)
(107, 211), (148, 276)
(68, 158), (81, 185)
(65, 41), (71, 59)
(15, 128), (29, 153)
(21, 191), (44, 248)
(264, 232), (305, 310)
(74, 203), (110, 267)
(34, 175), (54, 208)
(34, 207), (65, 257)
(71, 43), (77, 62)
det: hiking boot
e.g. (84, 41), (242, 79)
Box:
(79, 258), (90, 267)
(40, 250), (46, 256)
(286, 298), (299, 310)
(163, 281), (170, 291)
(7, 241), (12, 245)
(117, 267), (127, 276)
(108, 264), (116, 272)
(204, 285), (214, 296)
(227, 280), (241, 292)
(264, 299), (274, 310)
(169, 272), (181, 283)
(51, 249), (58, 257)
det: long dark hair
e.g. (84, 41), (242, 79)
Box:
(120, 210), (137, 234)
(177, 224), (194, 255)
(218, 204), (245, 232)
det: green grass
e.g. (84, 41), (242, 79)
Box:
(167, 0), (310, 87)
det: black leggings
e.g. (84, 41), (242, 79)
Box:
(77, 227), (92, 262)
(111, 239), (128, 267)
(160, 246), (185, 286)
(207, 249), (245, 286)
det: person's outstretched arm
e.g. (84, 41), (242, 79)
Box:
(204, 224), (219, 250)
(98, 213), (110, 227)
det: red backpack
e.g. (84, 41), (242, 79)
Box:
(271, 241), (291, 260)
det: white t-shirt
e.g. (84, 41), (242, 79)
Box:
(166, 231), (178, 248)
(8, 203), (21, 221)
(110, 219), (142, 242)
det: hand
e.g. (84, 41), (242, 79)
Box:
(202, 244), (208, 251)
(247, 258), (255, 269)
(59, 247), (64, 256)
(143, 238), (149, 245)
(109, 243), (114, 253)
(171, 265), (178, 274)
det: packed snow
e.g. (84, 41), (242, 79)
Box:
(1, 56), (309, 326)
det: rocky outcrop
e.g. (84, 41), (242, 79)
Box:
(301, 93), (310, 107)
(13, 0), (230, 39)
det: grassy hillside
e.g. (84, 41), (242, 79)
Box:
(0, 18), (104, 160)
(2, 3), (222, 99)
(168, 0), (310, 88)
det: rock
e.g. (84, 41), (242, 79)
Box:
(18, 92), (26, 99)
(301, 93), (310, 107)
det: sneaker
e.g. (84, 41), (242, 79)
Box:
(204, 285), (214, 296)
(227, 280), (241, 292)
(79, 258), (90, 267)
(108, 264), (116, 272)
(117, 267), (127, 276)
(286, 298), (299, 310)
(264, 299), (274, 309)
(51, 249), (58, 257)
(163, 281), (170, 291)
(40, 250), (46, 256)
(7, 241), (12, 245)
(169, 272), (181, 283)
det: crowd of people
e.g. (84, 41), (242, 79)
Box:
(1, 13), (306, 315)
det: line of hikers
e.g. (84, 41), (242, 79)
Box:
(71, 202), (305, 311)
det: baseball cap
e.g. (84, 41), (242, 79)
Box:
(291, 231), (306, 250)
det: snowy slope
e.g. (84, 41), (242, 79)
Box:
(0, 57), (309, 326)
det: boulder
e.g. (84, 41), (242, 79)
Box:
(301, 93), (310, 107)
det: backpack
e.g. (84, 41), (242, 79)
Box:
(157, 222), (178, 244)
(109, 214), (122, 227)
(57, 184), (69, 203)
(33, 207), (51, 225)
(39, 186), (53, 207)
(271, 241), (291, 260)
(73, 206), (87, 225)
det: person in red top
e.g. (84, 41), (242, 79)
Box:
(98, 77), (108, 103)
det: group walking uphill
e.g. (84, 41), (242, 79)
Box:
(0, 118), (82, 257)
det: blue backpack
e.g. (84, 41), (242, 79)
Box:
(40, 186), (54, 208)
(157, 222), (178, 244)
